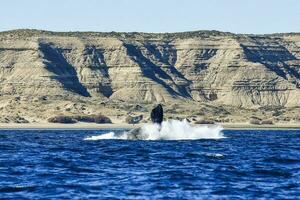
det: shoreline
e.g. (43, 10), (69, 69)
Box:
(0, 122), (299, 130)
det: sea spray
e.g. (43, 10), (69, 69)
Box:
(84, 119), (224, 140)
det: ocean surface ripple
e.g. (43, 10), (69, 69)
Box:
(0, 129), (300, 199)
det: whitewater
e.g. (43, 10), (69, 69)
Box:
(84, 119), (224, 140)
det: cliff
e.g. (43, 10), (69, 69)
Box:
(0, 29), (299, 123)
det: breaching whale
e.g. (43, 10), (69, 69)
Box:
(126, 104), (163, 139)
(150, 104), (163, 124)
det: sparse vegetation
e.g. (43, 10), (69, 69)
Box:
(48, 116), (77, 124)
(195, 119), (215, 124)
(249, 118), (261, 125)
(48, 114), (112, 124)
(250, 118), (274, 125)
(73, 115), (112, 124)
(261, 120), (273, 125)
(93, 115), (112, 124)
(0, 29), (234, 40)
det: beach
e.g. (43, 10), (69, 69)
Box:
(0, 122), (299, 130)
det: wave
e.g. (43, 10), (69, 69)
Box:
(84, 119), (224, 141)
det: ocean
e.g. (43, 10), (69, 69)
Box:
(0, 128), (299, 199)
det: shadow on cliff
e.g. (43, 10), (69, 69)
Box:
(241, 43), (300, 85)
(39, 43), (90, 97)
(144, 43), (192, 97)
(124, 43), (191, 98)
(83, 46), (113, 97)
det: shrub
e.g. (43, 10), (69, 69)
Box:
(73, 114), (112, 124)
(93, 115), (112, 124)
(195, 119), (215, 124)
(73, 115), (94, 123)
(261, 120), (273, 125)
(48, 116), (77, 124)
(249, 119), (261, 125)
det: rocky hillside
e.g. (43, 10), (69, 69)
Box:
(0, 29), (299, 123)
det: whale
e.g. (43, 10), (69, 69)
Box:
(126, 104), (163, 140)
(150, 104), (163, 124)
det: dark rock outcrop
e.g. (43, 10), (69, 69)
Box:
(125, 115), (143, 124)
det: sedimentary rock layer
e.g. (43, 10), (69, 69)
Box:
(0, 30), (299, 108)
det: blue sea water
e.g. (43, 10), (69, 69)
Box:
(0, 129), (300, 199)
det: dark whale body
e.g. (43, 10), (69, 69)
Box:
(150, 104), (163, 125)
(126, 104), (163, 139)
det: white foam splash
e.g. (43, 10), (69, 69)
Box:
(84, 119), (224, 141)
(84, 132), (117, 140)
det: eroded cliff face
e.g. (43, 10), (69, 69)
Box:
(0, 30), (299, 116)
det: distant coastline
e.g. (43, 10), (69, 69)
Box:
(0, 29), (299, 125)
